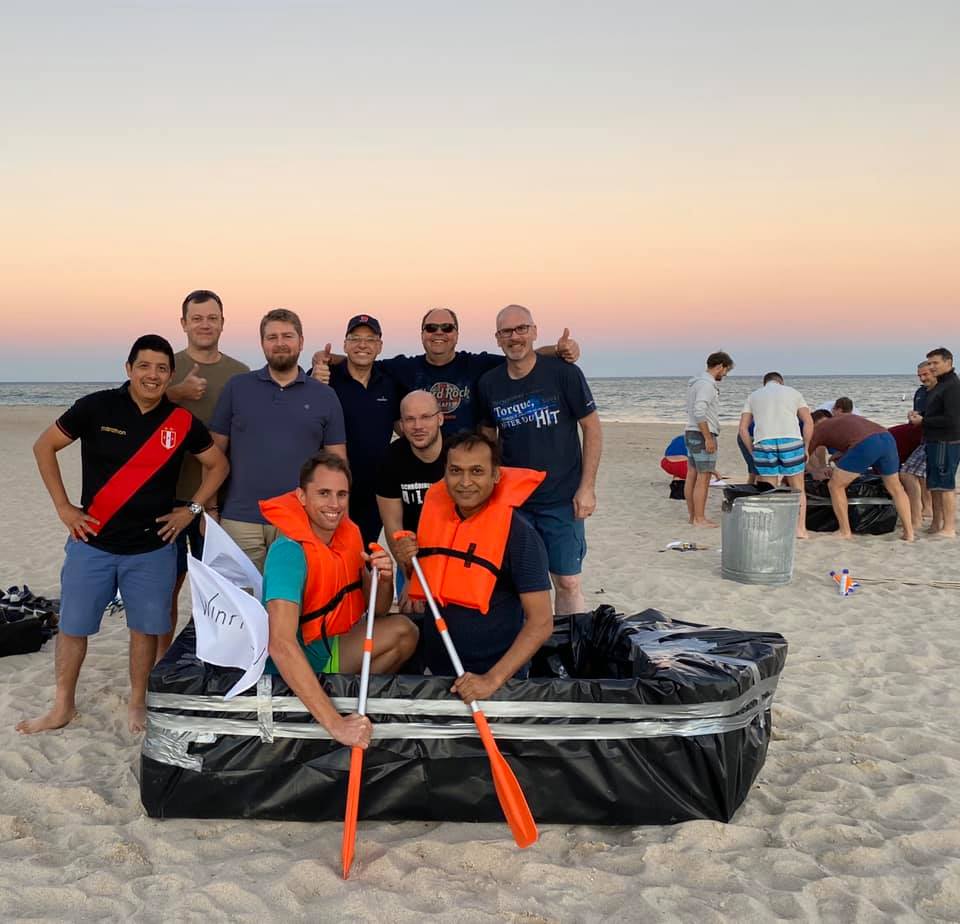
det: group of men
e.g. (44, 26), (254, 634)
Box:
(682, 348), (960, 540)
(18, 292), (603, 750)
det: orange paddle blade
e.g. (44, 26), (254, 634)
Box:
(341, 746), (365, 878)
(473, 711), (538, 848)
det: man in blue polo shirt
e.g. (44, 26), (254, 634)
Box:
(326, 314), (401, 546)
(210, 309), (346, 571)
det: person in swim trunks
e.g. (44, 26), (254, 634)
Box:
(807, 410), (914, 541)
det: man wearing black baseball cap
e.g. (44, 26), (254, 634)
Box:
(326, 314), (401, 544)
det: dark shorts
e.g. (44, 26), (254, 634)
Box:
(524, 504), (587, 576)
(59, 539), (176, 636)
(174, 501), (205, 577)
(926, 441), (960, 491)
(737, 434), (758, 476)
(685, 430), (717, 473)
(836, 432), (900, 478)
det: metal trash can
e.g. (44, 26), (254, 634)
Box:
(721, 485), (800, 585)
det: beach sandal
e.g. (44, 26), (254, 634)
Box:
(1, 585), (34, 609)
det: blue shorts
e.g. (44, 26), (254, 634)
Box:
(523, 504), (586, 576)
(685, 430), (717, 473)
(59, 539), (176, 637)
(926, 440), (960, 491)
(836, 432), (900, 478)
(737, 434), (758, 476)
(753, 438), (806, 477)
(174, 502), (205, 577)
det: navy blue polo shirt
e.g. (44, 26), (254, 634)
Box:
(328, 362), (400, 493)
(210, 366), (346, 524)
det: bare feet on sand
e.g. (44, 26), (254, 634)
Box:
(831, 531), (854, 540)
(128, 703), (147, 734)
(796, 530), (809, 540)
(16, 705), (78, 735)
(692, 518), (719, 528)
(901, 531), (915, 542)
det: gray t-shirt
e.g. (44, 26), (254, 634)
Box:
(171, 350), (249, 499)
(686, 372), (721, 435)
(210, 366), (346, 523)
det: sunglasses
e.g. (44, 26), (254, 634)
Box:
(422, 323), (457, 334)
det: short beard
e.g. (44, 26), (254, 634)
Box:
(268, 353), (299, 373)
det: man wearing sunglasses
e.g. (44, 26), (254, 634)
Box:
(312, 307), (580, 435)
(478, 304), (601, 617)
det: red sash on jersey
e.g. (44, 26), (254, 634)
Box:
(87, 406), (192, 533)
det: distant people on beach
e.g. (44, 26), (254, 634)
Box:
(909, 347), (959, 538)
(160, 290), (249, 660)
(806, 409), (914, 541)
(684, 351), (735, 527)
(18, 335), (229, 735)
(898, 361), (937, 529)
(738, 373), (813, 538)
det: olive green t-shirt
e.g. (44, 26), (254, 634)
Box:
(171, 349), (249, 499)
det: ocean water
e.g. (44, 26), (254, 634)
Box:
(0, 375), (920, 426)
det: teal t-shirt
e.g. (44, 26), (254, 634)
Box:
(262, 535), (338, 674)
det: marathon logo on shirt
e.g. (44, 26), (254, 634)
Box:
(492, 393), (561, 430)
(431, 382), (468, 416)
(160, 427), (179, 450)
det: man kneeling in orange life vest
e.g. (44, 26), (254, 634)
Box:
(259, 452), (418, 748)
(394, 432), (554, 704)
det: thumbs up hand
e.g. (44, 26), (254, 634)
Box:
(181, 363), (207, 400)
(557, 327), (580, 363)
(311, 343), (332, 384)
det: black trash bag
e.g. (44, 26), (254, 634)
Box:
(0, 615), (49, 657)
(805, 474), (897, 534)
(669, 478), (685, 500)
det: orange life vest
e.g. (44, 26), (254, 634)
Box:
(259, 491), (365, 645)
(407, 467), (546, 614)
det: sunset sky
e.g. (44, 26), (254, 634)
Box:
(3, 1), (958, 379)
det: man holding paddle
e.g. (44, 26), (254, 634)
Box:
(394, 431), (554, 703)
(259, 452), (418, 745)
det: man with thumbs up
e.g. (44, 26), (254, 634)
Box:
(162, 289), (249, 657)
(311, 306), (581, 435)
(477, 305), (601, 617)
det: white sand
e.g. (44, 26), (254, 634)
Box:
(1, 408), (958, 922)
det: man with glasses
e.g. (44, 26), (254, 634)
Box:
(478, 304), (601, 616)
(899, 361), (937, 529)
(313, 307), (581, 434)
(326, 315), (401, 545)
(376, 390), (446, 612)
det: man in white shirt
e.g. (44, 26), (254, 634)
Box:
(739, 372), (814, 539)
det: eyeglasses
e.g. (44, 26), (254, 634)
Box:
(422, 323), (456, 334)
(345, 335), (381, 344)
(401, 412), (440, 425)
(496, 323), (532, 338)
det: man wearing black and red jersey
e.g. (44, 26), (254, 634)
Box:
(16, 335), (228, 736)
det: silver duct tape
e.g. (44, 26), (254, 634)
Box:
(256, 674), (274, 743)
(146, 673), (779, 722)
(142, 722), (204, 771)
(146, 691), (773, 744)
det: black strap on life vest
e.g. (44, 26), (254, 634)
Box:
(300, 579), (363, 657)
(417, 544), (501, 579)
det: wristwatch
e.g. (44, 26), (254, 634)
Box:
(187, 502), (203, 517)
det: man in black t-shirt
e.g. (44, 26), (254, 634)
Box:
(376, 390), (446, 616)
(16, 335), (228, 737)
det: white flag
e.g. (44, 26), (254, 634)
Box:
(188, 515), (269, 699)
(201, 513), (263, 599)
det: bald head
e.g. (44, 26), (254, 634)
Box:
(496, 304), (535, 330)
(400, 389), (439, 418)
(400, 389), (443, 451)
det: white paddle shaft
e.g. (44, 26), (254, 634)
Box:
(357, 566), (378, 717)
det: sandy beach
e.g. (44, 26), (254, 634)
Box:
(1, 406), (958, 922)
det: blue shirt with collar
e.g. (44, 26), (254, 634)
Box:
(210, 365), (346, 524)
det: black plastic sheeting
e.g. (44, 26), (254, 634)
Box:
(141, 607), (787, 826)
(805, 474), (897, 534)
